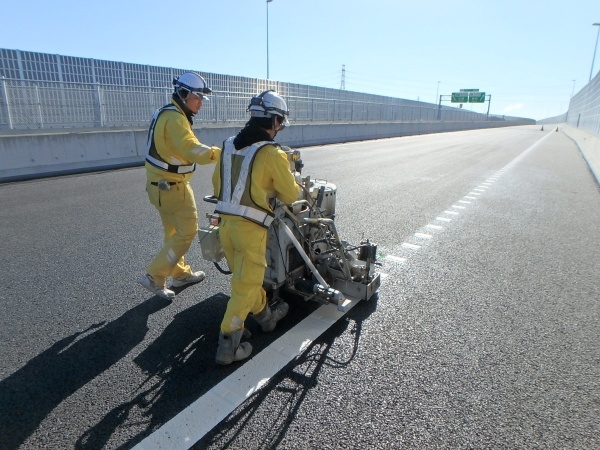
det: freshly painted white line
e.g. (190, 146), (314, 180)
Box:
(469, 192), (481, 196)
(425, 224), (444, 230)
(458, 200), (471, 204)
(401, 243), (421, 250)
(132, 301), (360, 450)
(414, 233), (432, 239)
(474, 188), (486, 192)
(452, 205), (466, 209)
(435, 217), (452, 222)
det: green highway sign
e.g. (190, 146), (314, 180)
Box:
(451, 91), (487, 103)
(469, 92), (486, 103)
(451, 92), (469, 103)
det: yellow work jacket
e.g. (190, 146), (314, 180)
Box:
(145, 99), (219, 183)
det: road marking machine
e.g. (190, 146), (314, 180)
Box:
(198, 146), (381, 312)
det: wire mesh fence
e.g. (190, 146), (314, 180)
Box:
(0, 48), (529, 131)
(0, 77), (522, 131)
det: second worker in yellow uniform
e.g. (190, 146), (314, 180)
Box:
(139, 72), (221, 300)
(212, 90), (300, 365)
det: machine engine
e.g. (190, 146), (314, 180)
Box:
(199, 146), (381, 312)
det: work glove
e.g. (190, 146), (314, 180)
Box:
(211, 146), (222, 161)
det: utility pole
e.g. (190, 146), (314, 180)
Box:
(589, 23), (600, 82)
(340, 65), (346, 90)
(266, 0), (273, 79)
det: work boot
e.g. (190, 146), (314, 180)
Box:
(170, 270), (205, 288)
(252, 302), (289, 332)
(215, 329), (253, 365)
(139, 274), (175, 300)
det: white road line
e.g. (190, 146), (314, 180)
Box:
(414, 233), (432, 239)
(444, 210), (459, 215)
(384, 255), (407, 263)
(132, 301), (360, 450)
(452, 205), (466, 209)
(401, 243), (421, 250)
(464, 196), (477, 200)
(435, 217), (452, 222)
(425, 224), (444, 230)
(458, 200), (471, 204)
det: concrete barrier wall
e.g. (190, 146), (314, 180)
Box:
(562, 124), (600, 186)
(0, 121), (529, 183)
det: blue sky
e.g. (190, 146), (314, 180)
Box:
(1, 0), (599, 120)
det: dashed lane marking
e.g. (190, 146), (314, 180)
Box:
(384, 255), (407, 263)
(414, 233), (433, 239)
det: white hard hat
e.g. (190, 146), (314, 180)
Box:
(173, 72), (212, 98)
(248, 90), (290, 127)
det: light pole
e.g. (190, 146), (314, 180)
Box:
(435, 81), (440, 104)
(589, 23), (600, 82)
(266, 0), (273, 79)
(571, 79), (576, 97)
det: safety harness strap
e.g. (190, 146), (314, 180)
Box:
(145, 155), (196, 174)
(145, 105), (196, 174)
(216, 137), (274, 228)
(215, 202), (274, 227)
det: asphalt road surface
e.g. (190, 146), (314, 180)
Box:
(1, 125), (598, 449)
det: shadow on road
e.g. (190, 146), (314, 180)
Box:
(0, 297), (171, 450)
(75, 292), (310, 449)
(75, 292), (231, 449)
(74, 293), (374, 449)
(196, 294), (379, 449)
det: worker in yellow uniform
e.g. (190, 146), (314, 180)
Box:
(139, 72), (221, 300)
(212, 90), (300, 365)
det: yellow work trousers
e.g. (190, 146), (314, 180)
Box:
(146, 181), (198, 286)
(219, 216), (268, 334)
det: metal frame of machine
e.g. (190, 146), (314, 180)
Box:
(198, 146), (381, 312)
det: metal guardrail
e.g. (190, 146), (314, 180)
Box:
(0, 77), (524, 132)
